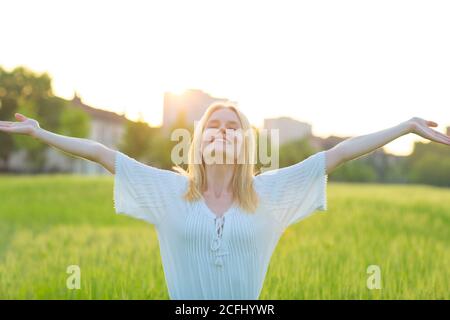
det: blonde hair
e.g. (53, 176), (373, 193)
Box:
(173, 100), (259, 213)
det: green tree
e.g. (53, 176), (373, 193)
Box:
(119, 119), (153, 161)
(330, 159), (378, 182)
(407, 142), (450, 187)
(0, 66), (55, 169)
(0, 66), (91, 171)
(278, 137), (316, 168)
(59, 102), (90, 138)
(164, 109), (192, 169)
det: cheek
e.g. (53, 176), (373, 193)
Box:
(200, 129), (216, 152)
(238, 138), (244, 152)
(226, 130), (241, 141)
(202, 129), (216, 141)
(236, 130), (243, 142)
(232, 133), (244, 151)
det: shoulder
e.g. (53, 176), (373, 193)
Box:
(253, 151), (326, 194)
(115, 150), (189, 193)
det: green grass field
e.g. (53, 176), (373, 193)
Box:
(0, 175), (448, 299)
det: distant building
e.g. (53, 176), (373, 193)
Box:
(70, 92), (126, 151)
(162, 89), (228, 133)
(8, 93), (128, 175)
(263, 117), (312, 145)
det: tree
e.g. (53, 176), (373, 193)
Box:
(330, 159), (378, 183)
(0, 66), (91, 171)
(0, 66), (54, 169)
(278, 137), (316, 168)
(407, 141), (450, 187)
(119, 119), (153, 161)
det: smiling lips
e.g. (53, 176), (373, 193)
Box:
(211, 136), (231, 143)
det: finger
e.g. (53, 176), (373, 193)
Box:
(426, 128), (450, 145)
(15, 113), (28, 122)
(0, 126), (13, 132)
(435, 137), (450, 146)
(429, 127), (450, 140)
(426, 120), (438, 127)
(428, 133), (449, 145)
(434, 131), (450, 143)
(0, 126), (24, 134)
(0, 121), (14, 126)
(421, 127), (442, 141)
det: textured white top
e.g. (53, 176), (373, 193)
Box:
(113, 150), (328, 300)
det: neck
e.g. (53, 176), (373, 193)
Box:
(204, 164), (236, 197)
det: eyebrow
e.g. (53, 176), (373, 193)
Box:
(207, 119), (240, 126)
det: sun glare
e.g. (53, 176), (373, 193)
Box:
(166, 85), (189, 96)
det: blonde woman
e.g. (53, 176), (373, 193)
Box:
(1, 102), (449, 300)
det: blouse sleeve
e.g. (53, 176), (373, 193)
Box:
(113, 150), (187, 226)
(254, 151), (328, 229)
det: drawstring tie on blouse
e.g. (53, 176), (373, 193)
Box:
(211, 216), (228, 267)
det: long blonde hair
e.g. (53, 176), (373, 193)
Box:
(173, 101), (259, 213)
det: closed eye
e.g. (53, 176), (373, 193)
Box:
(206, 120), (219, 128)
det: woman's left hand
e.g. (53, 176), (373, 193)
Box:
(408, 117), (450, 146)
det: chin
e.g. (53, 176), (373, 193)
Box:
(203, 148), (238, 164)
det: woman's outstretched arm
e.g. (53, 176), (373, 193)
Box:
(324, 117), (450, 174)
(0, 113), (116, 174)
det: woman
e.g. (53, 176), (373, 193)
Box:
(1, 101), (449, 300)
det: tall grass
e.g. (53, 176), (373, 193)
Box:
(0, 176), (448, 299)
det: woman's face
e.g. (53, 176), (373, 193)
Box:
(201, 108), (244, 165)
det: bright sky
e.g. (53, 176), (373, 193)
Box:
(2, 0), (450, 155)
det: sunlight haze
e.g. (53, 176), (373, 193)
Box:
(2, 0), (450, 156)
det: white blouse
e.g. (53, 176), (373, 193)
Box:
(113, 150), (328, 300)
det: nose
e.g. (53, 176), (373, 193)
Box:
(210, 126), (228, 142)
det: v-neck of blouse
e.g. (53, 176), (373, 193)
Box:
(200, 197), (237, 220)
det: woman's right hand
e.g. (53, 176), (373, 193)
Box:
(0, 113), (40, 136)
(0, 112), (117, 173)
